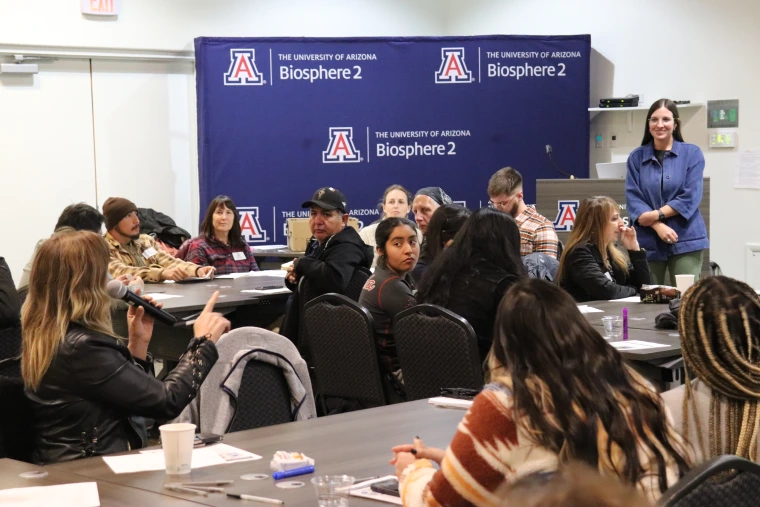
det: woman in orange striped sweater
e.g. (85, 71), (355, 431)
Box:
(391, 279), (690, 506)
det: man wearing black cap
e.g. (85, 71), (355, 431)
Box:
(280, 187), (373, 339)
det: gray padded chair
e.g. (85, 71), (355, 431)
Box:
(303, 293), (386, 411)
(658, 455), (760, 507)
(393, 304), (483, 401)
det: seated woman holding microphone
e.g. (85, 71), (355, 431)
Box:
(22, 229), (230, 465)
(179, 195), (260, 274)
(558, 196), (651, 302)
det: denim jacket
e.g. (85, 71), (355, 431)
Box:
(626, 141), (709, 261)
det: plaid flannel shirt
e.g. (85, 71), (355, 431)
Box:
(515, 206), (559, 259)
(182, 236), (259, 275)
(105, 232), (200, 282)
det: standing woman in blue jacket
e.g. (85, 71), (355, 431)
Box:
(626, 99), (708, 286)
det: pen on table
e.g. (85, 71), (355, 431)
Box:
(175, 485), (226, 493)
(227, 493), (283, 504)
(177, 480), (234, 486)
(145, 291), (166, 294)
(165, 484), (209, 497)
(354, 476), (380, 484)
(623, 307), (629, 341)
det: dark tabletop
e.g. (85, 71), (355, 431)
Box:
(52, 400), (464, 507)
(250, 247), (305, 259)
(584, 299), (682, 361)
(140, 272), (291, 313)
(0, 458), (203, 506)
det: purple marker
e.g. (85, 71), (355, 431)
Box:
(623, 308), (629, 341)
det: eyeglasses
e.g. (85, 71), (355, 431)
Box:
(648, 117), (675, 126)
(488, 194), (517, 210)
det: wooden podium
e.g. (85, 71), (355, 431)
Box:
(535, 178), (711, 276)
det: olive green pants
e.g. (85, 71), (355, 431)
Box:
(648, 250), (704, 286)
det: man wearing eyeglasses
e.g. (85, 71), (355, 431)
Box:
(487, 167), (559, 259)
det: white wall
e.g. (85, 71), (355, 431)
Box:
(2, 0), (758, 283)
(445, 0), (760, 282)
(0, 0), (445, 51)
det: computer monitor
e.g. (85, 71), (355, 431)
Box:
(595, 162), (627, 179)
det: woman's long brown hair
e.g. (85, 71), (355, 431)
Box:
(22, 229), (114, 391)
(491, 279), (691, 494)
(557, 196), (628, 285)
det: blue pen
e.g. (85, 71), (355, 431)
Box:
(623, 307), (629, 341)
(272, 465), (315, 480)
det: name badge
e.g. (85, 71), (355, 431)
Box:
(142, 247), (157, 259)
(604, 271), (613, 281)
(232, 251), (246, 261)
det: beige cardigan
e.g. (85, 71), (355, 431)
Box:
(661, 379), (760, 462)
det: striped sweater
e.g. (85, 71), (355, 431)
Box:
(400, 382), (681, 506)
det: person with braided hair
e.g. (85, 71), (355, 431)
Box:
(662, 276), (760, 462)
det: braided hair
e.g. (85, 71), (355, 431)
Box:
(679, 276), (760, 460)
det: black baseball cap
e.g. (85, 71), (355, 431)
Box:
(301, 187), (348, 213)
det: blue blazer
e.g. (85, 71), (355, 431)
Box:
(626, 140), (709, 261)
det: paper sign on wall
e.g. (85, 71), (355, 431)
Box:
(81, 0), (119, 16)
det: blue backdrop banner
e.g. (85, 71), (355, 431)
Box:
(195, 35), (590, 245)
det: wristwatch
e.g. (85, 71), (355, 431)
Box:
(657, 210), (665, 222)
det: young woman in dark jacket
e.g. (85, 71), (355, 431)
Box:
(558, 196), (651, 303)
(417, 207), (526, 360)
(359, 217), (420, 374)
(21, 229), (230, 465)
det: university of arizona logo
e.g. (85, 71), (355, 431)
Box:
(553, 200), (579, 232)
(322, 127), (361, 163)
(238, 207), (267, 243)
(435, 48), (474, 84)
(224, 49), (265, 86)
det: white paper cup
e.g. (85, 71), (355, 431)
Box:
(159, 423), (196, 474)
(675, 274), (695, 295)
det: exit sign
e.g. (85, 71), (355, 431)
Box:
(81, 0), (119, 16)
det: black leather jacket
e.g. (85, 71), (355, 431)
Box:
(25, 324), (218, 465)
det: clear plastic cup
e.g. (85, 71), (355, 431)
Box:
(601, 316), (623, 340)
(159, 423), (196, 474)
(311, 475), (355, 507)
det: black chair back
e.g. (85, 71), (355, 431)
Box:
(303, 294), (386, 409)
(659, 455), (760, 507)
(296, 276), (322, 356)
(0, 325), (22, 363)
(227, 360), (293, 432)
(344, 267), (372, 301)
(394, 304), (483, 401)
(0, 358), (34, 461)
(556, 239), (564, 260)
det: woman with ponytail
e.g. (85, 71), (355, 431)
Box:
(662, 276), (760, 461)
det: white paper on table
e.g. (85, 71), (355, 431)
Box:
(428, 397), (473, 410)
(241, 288), (290, 295)
(252, 244), (288, 251)
(609, 340), (669, 350)
(214, 272), (252, 279)
(577, 305), (604, 314)
(247, 269), (287, 278)
(349, 476), (402, 505)
(142, 293), (183, 301)
(735, 150), (760, 189)
(609, 296), (641, 303)
(104, 444), (261, 474)
(0, 482), (100, 507)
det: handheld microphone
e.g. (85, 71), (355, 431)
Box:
(106, 280), (178, 326)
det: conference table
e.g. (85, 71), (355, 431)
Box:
(0, 457), (201, 506)
(250, 247), (305, 270)
(112, 271), (291, 363)
(50, 400), (464, 506)
(583, 298), (683, 390)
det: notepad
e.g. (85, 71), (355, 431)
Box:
(428, 397), (474, 409)
(609, 296), (641, 303)
(241, 288), (290, 295)
(143, 293), (183, 301)
(103, 444), (261, 474)
(577, 305), (603, 314)
(0, 482), (100, 507)
(609, 340), (668, 350)
(350, 476), (402, 505)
